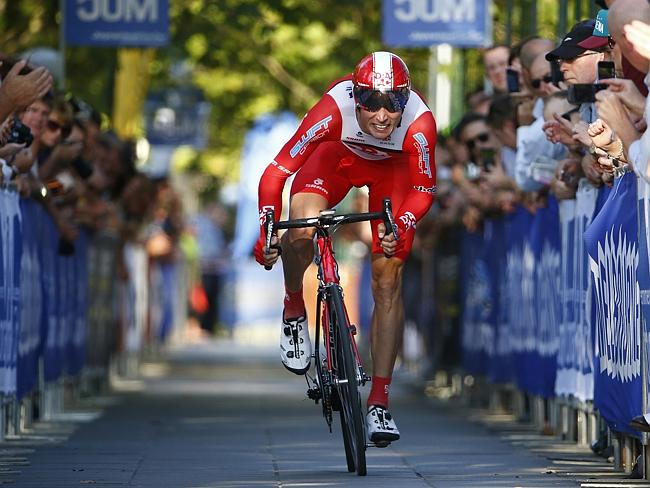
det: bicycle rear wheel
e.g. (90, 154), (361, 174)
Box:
(329, 286), (366, 476)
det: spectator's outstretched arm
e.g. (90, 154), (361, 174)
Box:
(595, 89), (641, 158)
(624, 20), (650, 61)
(0, 60), (52, 121)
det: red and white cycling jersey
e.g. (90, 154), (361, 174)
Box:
(257, 74), (437, 237)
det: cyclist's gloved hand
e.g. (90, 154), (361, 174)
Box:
(378, 221), (413, 257)
(253, 232), (281, 267)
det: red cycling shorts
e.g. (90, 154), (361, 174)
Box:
(290, 141), (415, 260)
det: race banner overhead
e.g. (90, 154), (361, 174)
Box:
(64, 0), (169, 47)
(382, 0), (492, 47)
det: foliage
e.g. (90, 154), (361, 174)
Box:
(0, 0), (598, 180)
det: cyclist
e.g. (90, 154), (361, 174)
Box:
(254, 51), (437, 443)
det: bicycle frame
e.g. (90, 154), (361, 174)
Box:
(313, 228), (367, 388)
(264, 198), (399, 475)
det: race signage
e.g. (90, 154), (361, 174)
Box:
(382, 0), (492, 47)
(64, 0), (169, 47)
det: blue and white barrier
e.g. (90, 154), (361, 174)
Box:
(461, 171), (650, 437)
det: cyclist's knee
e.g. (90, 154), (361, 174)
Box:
(371, 258), (403, 301)
(284, 226), (316, 246)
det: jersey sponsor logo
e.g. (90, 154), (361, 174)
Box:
(270, 160), (294, 175)
(414, 185), (437, 194)
(399, 211), (416, 230)
(258, 205), (274, 225)
(413, 132), (432, 178)
(342, 141), (391, 160)
(289, 115), (333, 158)
(313, 178), (324, 186)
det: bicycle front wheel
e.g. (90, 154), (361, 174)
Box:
(329, 286), (366, 476)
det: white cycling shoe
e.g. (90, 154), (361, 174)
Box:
(280, 312), (311, 374)
(366, 405), (400, 443)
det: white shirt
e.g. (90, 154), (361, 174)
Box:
(515, 98), (567, 191)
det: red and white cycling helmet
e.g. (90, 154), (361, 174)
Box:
(352, 51), (411, 113)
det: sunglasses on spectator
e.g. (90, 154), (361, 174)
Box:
(46, 119), (62, 132)
(465, 132), (489, 150)
(531, 74), (553, 89)
(561, 107), (580, 121)
(46, 119), (71, 139)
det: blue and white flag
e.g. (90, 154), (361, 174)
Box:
(585, 171), (643, 435)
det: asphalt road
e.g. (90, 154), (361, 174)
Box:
(0, 340), (636, 487)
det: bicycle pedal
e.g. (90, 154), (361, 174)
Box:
(370, 440), (391, 448)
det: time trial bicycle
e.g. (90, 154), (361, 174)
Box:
(263, 198), (399, 476)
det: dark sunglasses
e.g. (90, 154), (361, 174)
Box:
(353, 87), (409, 113)
(46, 119), (62, 132)
(46, 119), (71, 139)
(561, 106), (580, 121)
(531, 74), (553, 89)
(465, 132), (490, 150)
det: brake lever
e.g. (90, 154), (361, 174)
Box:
(382, 197), (399, 240)
(264, 209), (278, 271)
(382, 197), (399, 258)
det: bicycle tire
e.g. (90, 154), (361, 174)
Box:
(330, 286), (367, 476)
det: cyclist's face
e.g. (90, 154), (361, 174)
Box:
(356, 106), (402, 140)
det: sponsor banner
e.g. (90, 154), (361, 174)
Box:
(585, 171), (643, 435)
(64, 0), (170, 47)
(382, 0), (492, 47)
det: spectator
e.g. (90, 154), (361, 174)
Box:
(482, 45), (510, 94)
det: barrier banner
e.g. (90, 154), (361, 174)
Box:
(555, 181), (599, 402)
(16, 199), (43, 398)
(636, 178), (650, 416)
(485, 217), (509, 384)
(67, 230), (89, 376)
(585, 171), (643, 435)
(528, 196), (561, 398)
(461, 228), (493, 375)
(499, 206), (533, 384)
(0, 189), (21, 394)
(41, 215), (63, 382)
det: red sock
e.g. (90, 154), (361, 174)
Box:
(367, 376), (391, 409)
(283, 286), (305, 319)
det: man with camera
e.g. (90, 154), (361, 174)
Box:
(543, 18), (615, 187)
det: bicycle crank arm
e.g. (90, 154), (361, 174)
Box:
(367, 441), (391, 449)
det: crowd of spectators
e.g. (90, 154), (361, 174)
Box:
(0, 53), (191, 346)
(409, 0), (650, 374)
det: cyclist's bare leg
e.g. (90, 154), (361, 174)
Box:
(281, 192), (329, 303)
(369, 254), (405, 378)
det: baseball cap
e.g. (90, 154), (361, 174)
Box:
(579, 10), (611, 49)
(546, 19), (608, 61)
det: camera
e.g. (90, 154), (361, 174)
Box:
(506, 68), (520, 93)
(479, 148), (496, 171)
(550, 60), (564, 86)
(71, 156), (93, 180)
(464, 161), (482, 181)
(6, 117), (33, 147)
(567, 83), (608, 104)
(597, 61), (615, 81)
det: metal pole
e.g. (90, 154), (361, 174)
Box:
(558, 0), (568, 40)
(505, 0), (514, 47)
(58, 0), (66, 91)
(428, 45), (438, 116)
(574, 0), (583, 23)
(530, 0), (538, 37)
